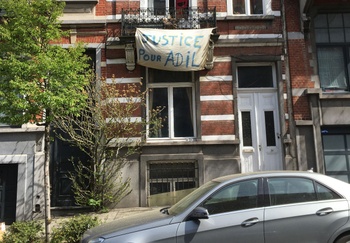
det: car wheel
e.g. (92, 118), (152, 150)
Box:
(336, 235), (350, 243)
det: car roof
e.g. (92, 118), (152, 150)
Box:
(212, 170), (330, 183)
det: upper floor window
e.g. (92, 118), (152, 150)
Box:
(149, 0), (188, 11)
(232, 0), (263, 15)
(315, 13), (350, 92)
(144, 0), (189, 15)
(147, 68), (196, 140)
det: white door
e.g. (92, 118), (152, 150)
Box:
(238, 91), (282, 172)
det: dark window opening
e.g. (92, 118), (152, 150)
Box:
(238, 66), (274, 88)
(265, 111), (276, 146)
(242, 111), (252, 146)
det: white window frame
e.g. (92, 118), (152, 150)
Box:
(146, 68), (197, 141)
(227, 0), (272, 16)
(236, 62), (277, 90)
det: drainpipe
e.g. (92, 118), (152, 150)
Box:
(281, 0), (298, 170)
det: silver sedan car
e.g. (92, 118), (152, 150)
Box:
(81, 171), (350, 243)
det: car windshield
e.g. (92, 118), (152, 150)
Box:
(168, 180), (220, 215)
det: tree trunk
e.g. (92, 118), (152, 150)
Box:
(44, 122), (51, 242)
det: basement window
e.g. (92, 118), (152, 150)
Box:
(148, 161), (198, 206)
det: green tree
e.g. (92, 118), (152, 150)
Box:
(53, 78), (163, 211)
(0, 0), (91, 241)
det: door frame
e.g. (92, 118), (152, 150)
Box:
(234, 61), (283, 173)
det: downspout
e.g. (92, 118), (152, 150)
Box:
(281, 0), (298, 170)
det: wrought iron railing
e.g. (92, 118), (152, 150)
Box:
(121, 7), (216, 37)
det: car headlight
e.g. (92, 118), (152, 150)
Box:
(88, 237), (105, 243)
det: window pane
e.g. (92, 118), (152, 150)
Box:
(328, 14), (343, 28)
(152, 69), (191, 83)
(323, 135), (345, 151)
(265, 111), (276, 146)
(202, 179), (258, 214)
(330, 175), (349, 183)
(176, 0), (188, 10)
(324, 155), (347, 172)
(251, 0), (263, 14)
(238, 66), (273, 88)
(317, 47), (347, 91)
(329, 29), (345, 42)
(268, 178), (316, 205)
(345, 28), (350, 42)
(314, 14), (328, 28)
(315, 29), (329, 43)
(242, 111), (252, 146)
(152, 0), (165, 10)
(323, 132), (350, 183)
(348, 49), (350, 85)
(176, 181), (195, 190)
(150, 182), (170, 195)
(344, 14), (350, 27)
(149, 88), (169, 138)
(233, 0), (245, 14)
(173, 87), (194, 137)
(316, 183), (341, 200)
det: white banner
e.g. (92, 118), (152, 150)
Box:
(135, 28), (214, 71)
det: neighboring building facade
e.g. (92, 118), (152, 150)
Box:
(1, 0), (350, 223)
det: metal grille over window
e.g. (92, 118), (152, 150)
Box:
(148, 162), (198, 206)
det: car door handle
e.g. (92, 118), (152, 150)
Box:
(316, 207), (333, 216)
(241, 217), (259, 227)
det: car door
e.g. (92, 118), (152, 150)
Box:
(264, 177), (349, 243)
(176, 179), (265, 243)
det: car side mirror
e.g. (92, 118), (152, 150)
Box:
(189, 207), (209, 220)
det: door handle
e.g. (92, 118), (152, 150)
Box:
(241, 217), (259, 227)
(316, 207), (333, 216)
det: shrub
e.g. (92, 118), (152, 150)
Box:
(1, 221), (43, 243)
(50, 214), (100, 243)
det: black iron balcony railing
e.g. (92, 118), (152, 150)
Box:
(121, 7), (216, 37)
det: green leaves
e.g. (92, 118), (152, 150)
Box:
(0, 0), (90, 125)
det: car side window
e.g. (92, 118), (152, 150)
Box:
(316, 182), (341, 200)
(268, 177), (317, 206)
(202, 179), (258, 215)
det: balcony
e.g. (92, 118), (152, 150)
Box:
(121, 7), (217, 38)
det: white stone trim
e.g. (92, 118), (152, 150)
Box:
(200, 95), (234, 101)
(202, 135), (236, 141)
(200, 75), (232, 82)
(201, 115), (234, 121)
